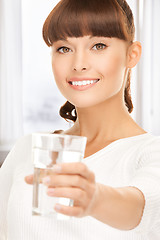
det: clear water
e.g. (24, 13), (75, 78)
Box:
(32, 148), (83, 216)
(32, 167), (59, 216)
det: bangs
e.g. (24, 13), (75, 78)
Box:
(43, 0), (133, 46)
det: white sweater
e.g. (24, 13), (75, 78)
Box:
(0, 133), (160, 240)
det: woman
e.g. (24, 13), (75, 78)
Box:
(1, 0), (160, 239)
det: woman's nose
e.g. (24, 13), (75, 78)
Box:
(72, 53), (90, 72)
(73, 67), (87, 71)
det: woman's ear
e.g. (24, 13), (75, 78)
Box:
(126, 41), (142, 68)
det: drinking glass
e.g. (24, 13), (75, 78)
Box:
(32, 133), (87, 219)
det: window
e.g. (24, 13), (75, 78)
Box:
(22, 0), (70, 135)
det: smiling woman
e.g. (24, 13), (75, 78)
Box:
(1, 0), (160, 240)
(43, 0), (135, 121)
(51, 36), (134, 113)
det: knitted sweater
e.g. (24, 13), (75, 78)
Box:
(0, 133), (160, 240)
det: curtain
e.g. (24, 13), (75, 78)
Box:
(136, 0), (160, 135)
(0, 0), (23, 151)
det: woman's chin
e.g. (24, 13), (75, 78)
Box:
(69, 100), (102, 109)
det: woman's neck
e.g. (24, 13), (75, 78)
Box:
(71, 98), (145, 144)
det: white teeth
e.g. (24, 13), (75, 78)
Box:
(71, 80), (99, 86)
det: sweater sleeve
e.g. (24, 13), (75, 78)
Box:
(0, 135), (32, 239)
(129, 137), (160, 234)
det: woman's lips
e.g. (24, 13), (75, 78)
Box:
(68, 79), (100, 91)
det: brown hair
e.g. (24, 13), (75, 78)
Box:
(43, 0), (135, 122)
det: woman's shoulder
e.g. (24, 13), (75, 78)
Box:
(133, 134), (160, 167)
(127, 133), (160, 154)
(141, 133), (160, 147)
(1, 134), (32, 169)
(7, 134), (32, 154)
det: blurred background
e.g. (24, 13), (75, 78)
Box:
(0, 0), (160, 164)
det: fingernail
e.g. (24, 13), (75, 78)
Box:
(42, 176), (51, 185)
(52, 164), (62, 173)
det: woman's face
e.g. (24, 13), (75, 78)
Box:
(51, 35), (129, 108)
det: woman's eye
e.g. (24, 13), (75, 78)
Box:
(92, 43), (107, 50)
(57, 46), (71, 53)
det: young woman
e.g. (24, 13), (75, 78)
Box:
(1, 0), (160, 239)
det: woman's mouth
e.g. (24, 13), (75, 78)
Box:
(68, 79), (100, 91)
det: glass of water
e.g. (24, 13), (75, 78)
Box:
(32, 133), (87, 219)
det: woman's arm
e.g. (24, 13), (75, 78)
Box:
(90, 183), (145, 230)
(25, 137), (160, 233)
(26, 162), (145, 230)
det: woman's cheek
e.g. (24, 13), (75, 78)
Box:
(52, 61), (65, 85)
(105, 55), (125, 80)
(98, 55), (126, 95)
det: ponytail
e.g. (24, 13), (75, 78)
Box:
(124, 69), (133, 113)
(59, 101), (77, 122)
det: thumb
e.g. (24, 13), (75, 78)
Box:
(25, 174), (34, 184)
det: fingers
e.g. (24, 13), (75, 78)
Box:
(24, 162), (97, 218)
(24, 163), (95, 196)
(47, 187), (86, 204)
(54, 203), (84, 217)
(25, 175), (34, 184)
(51, 162), (95, 182)
(47, 187), (87, 205)
(43, 174), (89, 191)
